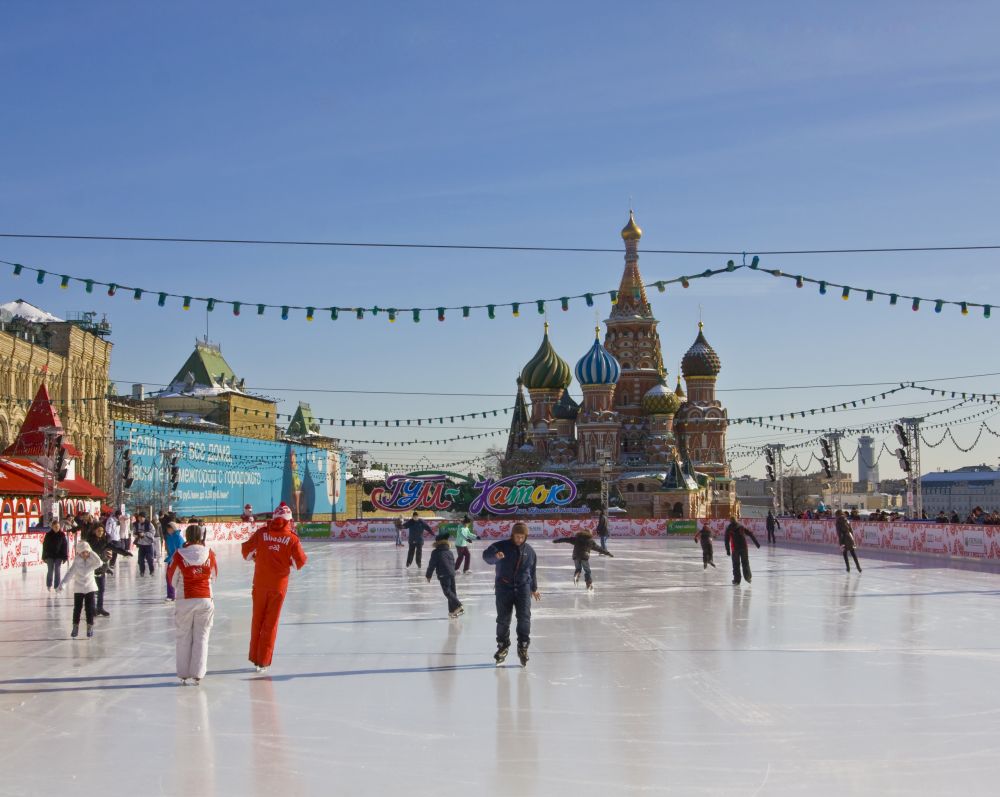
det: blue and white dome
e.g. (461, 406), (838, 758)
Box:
(574, 329), (621, 386)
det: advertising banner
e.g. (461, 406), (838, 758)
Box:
(114, 422), (347, 519)
(667, 519), (698, 535)
(368, 471), (586, 516)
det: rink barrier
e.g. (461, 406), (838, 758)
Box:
(328, 517), (1000, 561)
(5, 518), (999, 572)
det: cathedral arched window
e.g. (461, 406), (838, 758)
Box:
(626, 483), (635, 493)
(637, 483), (645, 492)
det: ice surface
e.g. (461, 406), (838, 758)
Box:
(3, 540), (1000, 796)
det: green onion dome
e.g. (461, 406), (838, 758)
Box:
(642, 379), (681, 415)
(681, 322), (721, 378)
(520, 323), (572, 390)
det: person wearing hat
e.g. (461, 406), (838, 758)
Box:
(483, 521), (540, 666)
(133, 511), (158, 577)
(41, 519), (69, 591)
(240, 504), (255, 523)
(241, 501), (308, 672)
(425, 531), (464, 617)
(552, 528), (612, 589)
(57, 540), (102, 638)
(163, 521), (186, 601)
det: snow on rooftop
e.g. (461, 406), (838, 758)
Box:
(0, 299), (63, 323)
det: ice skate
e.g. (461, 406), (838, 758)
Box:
(710, 562), (716, 568)
(86, 625), (94, 638)
(192, 678), (201, 685)
(494, 643), (510, 665)
(71, 624), (79, 638)
(449, 606), (465, 618)
(179, 678), (188, 686)
(573, 572), (580, 584)
(254, 664), (269, 674)
(517, 644), (529, 667)
(586, 583), (594, 591)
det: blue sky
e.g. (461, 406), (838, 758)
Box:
(2, 1), (999, 478)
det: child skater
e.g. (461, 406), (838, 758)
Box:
(453, 515), (478, 574)
(552, 529), (612, 589)
(168, 524), (219, 685)
(426, 532), (464, 617)
(163, 521), (185, 602)
(694, 524), (716, 569)
(483, 521), (540, 667)
(835, 510), (862, 573)
(241, 502), (308, 673)
(57, 541), (102, 638)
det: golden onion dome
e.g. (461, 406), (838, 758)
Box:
(642, 379), (681, 416)
(520, 323), (572, 391)
(674, 374), (686, 400)
(620, 210), (642, 241)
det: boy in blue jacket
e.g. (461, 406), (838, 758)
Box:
(482, 521), (540, 667)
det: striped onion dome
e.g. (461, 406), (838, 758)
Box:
(574, 327), (621, 385)
(642, 378), (681, 415)
(520, 323), (572, 390)
(681, 322), (721, 378)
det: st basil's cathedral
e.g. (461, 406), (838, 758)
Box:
(502, 213), (739, 519)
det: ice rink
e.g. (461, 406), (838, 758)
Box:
(3, 537), (1000, 796)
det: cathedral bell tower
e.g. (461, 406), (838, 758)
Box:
(602, 212), (667, 419)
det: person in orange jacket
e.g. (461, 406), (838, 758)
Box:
(241, 502), (308, 672)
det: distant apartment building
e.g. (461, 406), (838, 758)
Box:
(921, 466), (1000, 516)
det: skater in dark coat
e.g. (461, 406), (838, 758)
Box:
(724, 517), (760, 585)
(694, 525), (716, 569)
(41, 519), (69, 590)
(835, 510), (862, 572)
(483, 522), (540, 666)
(552, 530), (612, 589)
(425, 533), (464, 617)
(81, 523), (114, 617)
(595, 510), (610, 550)
(765, 511), (780, 544)
(402, 512), (433, 568)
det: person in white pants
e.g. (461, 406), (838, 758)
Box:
(167, 525), (218, 685)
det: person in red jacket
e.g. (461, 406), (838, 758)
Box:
(167, 524), (219, 684)
(241, 502), (308, 672)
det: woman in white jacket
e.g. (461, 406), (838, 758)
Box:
(57, 541), (102, 638)
(167, 525), (219, 685)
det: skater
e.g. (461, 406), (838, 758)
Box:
(41, 519), (69, 590)
(596, 509), (610, 551)
(453, 515), (478, 573)
(134, 511), (158, 576)
(552, 529), (612, 589)
(56, 541), (102, 638)
(168, 524), (219, 684)
(483, 521), (540, 667)
(425, 532), (464, 617)
(402, 512), (433, 568)
(105, 509), (123, 570)
(694, 525), (716, 569)
(163, 521), (185, 601)
(241, 502), (308, 672)
(724, 517), (760, 585)
(766, 511), (780, 545)
(81, 521), (113, 617)
(240, 504), (255, 523)
(835, 510), (862, 573)
(393, 517), (404, 547)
